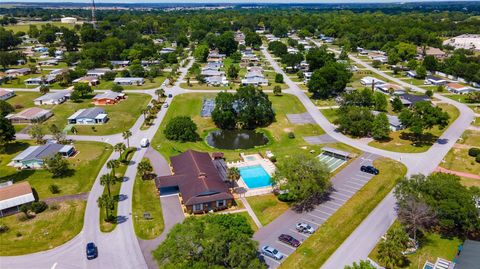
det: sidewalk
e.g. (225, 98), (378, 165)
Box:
(240, 197), (263, 228)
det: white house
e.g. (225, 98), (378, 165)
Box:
(446, 82), (479, 94)
(61, 17), (77, 24)
(205, 75), (229, 86)
(34, 91), (70, 105)
(68, 108), (108, 125)
(201, 69), (224, 77)
(86, 68), (111, 78)
(113, 77), (145, 86)
(375, 83), (405, 95)
(0, 89), (15, 101)
(360, 76), (386, 86)
(5, 68), (30, 77)
(0, 182), (35, 217)
(242, 70), (268, 86)
(425, 75), (448, 86)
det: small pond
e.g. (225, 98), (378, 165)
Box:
(206, 129), (269, 150)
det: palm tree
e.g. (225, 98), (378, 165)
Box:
(122, 130), (132, 148)
(227, 167), (240, 187)
(70, 126), (77, 135)
(114, 142), (126, 159)
(155, 88), (164, 100)
(107, 159), (120, 177)
(97, 194), (114, 221)
(100, 173), (116, 198)
(137, 159), (153, 179)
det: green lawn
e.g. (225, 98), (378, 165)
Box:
(93, 75), (167, 90)
(1, 71), (51, 89)
(245, 194), (289, 226)
(151, 93), (332, 162)
(369, 103), (460, 153)
(458, 130), (480, 146)
(460, 177), (480, 188)
(6, 91), (42, 109)
(0, 200), (86, 255)
(43, 93), (150, 135)
(280, 158), (407, 269)
(441, 147), (480, 175)
(0, 141), (112, 199)
(369, 222), (462, 269)
(4, 21), (75, 33)
(100, 149), (135, 232)
(132, 168), (165, 240)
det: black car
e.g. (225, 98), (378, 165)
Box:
(278, 234), (301, 247)
(86, 242), (98, 260)
(360, 165), (379, 175)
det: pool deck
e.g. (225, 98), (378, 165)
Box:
(227, 153), (276, 197)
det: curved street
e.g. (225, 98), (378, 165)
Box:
(0, 42), (475, 269)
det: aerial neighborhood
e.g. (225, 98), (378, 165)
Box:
(0, 2), (479, 269)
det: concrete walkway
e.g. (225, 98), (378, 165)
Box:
(240, 197), (263, 229)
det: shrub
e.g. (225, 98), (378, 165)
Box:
(468, 148), (480, 157)
(48, 184), (60, 194)
(288, 132), (295, 139)
(0, 224), (9, 233)
(278, 193), (295, 202)
(16, 232), (22, 237)
(111, 84), (124, 92)
(476, 154), (480, 163)
(164, 116), (199, 142)
(275, 73), (284, 83)
(30, 201), (48, 214)
(269, 156), (277, 162)
(17, 214), (29, 222)
(49, 203), (60, 211)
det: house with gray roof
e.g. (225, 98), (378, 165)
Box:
(34, 91), (70, 105)
(11, 142), (76, 169)
(372, 111), (404, 131)
(6, 107), (53, 124)
(68, 108), (108, 124)
(205, 75), (229, 86)
(113, 77), (144, 86)
(241, 70), (268, 86)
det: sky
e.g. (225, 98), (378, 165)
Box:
(4, 0), (477, 3)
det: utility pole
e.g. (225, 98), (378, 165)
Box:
(91, 0), (97, 29)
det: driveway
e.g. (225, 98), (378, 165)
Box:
(254, 153), (379, 268)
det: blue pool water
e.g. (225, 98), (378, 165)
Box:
(239, 165), (272, 189)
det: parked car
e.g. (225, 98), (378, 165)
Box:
(168, 94), (173, 98)
(86, 242), (98, 260)
(140, 138), (149, 148)
(360, 165), (379, 175)
(296, 222), (315, 234)
(261, 245), (284, 260)
(163, 103), (169, 108)
(278, 234), (301, 247)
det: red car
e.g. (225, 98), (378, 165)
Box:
(278, 234), (301, 247)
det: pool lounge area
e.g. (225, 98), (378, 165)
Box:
(227, 153), (276, 197)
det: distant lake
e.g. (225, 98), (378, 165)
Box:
(206, 129), (269, 150)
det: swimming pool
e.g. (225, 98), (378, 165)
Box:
(239, 165), (272, 189)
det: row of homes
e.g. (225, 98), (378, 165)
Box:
(202, 51), (229, 86)
(242, 66), (268, 86)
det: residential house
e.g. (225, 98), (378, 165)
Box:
(92, 91), (126, 105)
(86, 68), (111, 78)
(5, 68), (30, 77)
(0, 89), (15, 101)
(235, 31), (245, 45)
(207, 62), (223, 69)
(33, 47), (48, 53)
(72, 76), (100, 86)
(205, 75), (229, 86)
(0, 181), (35, 217)
(141, 60), (160, 67)
(425, 75), (448, 86)
(34, 91), (70, 105)
(375, 83), (406, 95)
(207, 51), (226, 63)
(110, 60), (130, 68)
(38, 59), (59, 66)
(372, 111), (404, 131)
(159, 47), (175, 54)
(11, 142), (76, 169)
(242, 70), (268, 86)
(360, 76), (386, 86)
(24, 75), (56, 86)
(6, 107), (53, 124)
(446, 82), (479, 95)
(454, 239), (480, 269)
(397, 93), (430, 107)
(417, 46), (447, 59)
(406, 70), (417, 78)
(155, 150), (233, 214)
(68, 108), (108, 124)
(201, 69), (224, 77)
(113, 77), (145, 86)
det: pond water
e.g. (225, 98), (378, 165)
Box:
(206, 129), (269, 150)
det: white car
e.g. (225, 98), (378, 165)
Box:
(163, 103), (169, 108)
(261, 245), (283, 260)
(140, 138), (149, 148)
(296, 222), (315, 234)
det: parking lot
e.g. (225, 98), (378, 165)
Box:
(254, 153), (378, 268)
(317, 153), (348, 172)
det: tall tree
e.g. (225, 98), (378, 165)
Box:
(372, 113), (391, 141)
(122, 130), (132, 148)
(107, 159), (120, 178)
(44, 153), (70, 178)
(307, 62), (352, 99)
(0, 117), (15, 151)
(399, 101), (449, 139)
(227, 167), (240, 187)
(138, 159), (154, 179)
(29, 123), (45, 144)
(100, 173), (117, 198)
(97, 194), (114, 222)
(114, 142), (127, 159)
(397, 197), (436, 242)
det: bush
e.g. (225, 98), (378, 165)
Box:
(288, 132), (295, 139)
(164, 116), (200, 142)
(476, 154), (480, 163)
(278, 193), (295, 202)
(111, 84), (124, 92)
(468, 148), (480, 157)
(16, 232), (22, 237)
(269, 156), (277, 162)
(49, 203), (60, 211)
(48, 184), (60, 194)
(30, 201), (48, 214)
(0, 224), (9, 233)
(17, 214), (29, 222)
(275, 73), (284, 83)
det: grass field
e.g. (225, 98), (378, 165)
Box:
(151, 92), (343, 162)
(458, 130), (480, 146)
(246, 194), (289, 226)
(6, 91), (42, 109)
(280, 158), (407, 269)
(441, 147), (480, 175)
(0, 200), (86, 255)
(369, 222), (462, 269)
(100, 149), (135, 233)
(369, 103), (460, 153)
(132, 169), (165, 240)
(0, 141), (112, 199)
(4, 21), (75, 33)
(43, 93), (150, 135)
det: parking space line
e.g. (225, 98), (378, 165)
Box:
(277, 241), (298, 251)
(330, 195), (347, 202)
(347, 180), (365, 187)
(301, 218), (321, 226)
(341, 185), (359, 192)
(357, 174), (372, 179)
(338, 188), (355, 195)
(289, 229), (308, 237)
(327, 200), (344, 207)
(314, 208), (333, 216)
(321, 204), (339, 211)
(308, 213), (327, 221)
(333, 192), (350, 199)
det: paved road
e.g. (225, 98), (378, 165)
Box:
(254, 153), (378, 268)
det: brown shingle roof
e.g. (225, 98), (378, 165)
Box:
(155, 150), (232, 206)
(0, 182), (33, 201)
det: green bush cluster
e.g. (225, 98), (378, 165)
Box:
(468, 147), (480, 163)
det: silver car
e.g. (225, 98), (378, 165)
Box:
(261, 245), (284, 260)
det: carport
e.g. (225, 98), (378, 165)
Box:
(320, 147), (352, 161)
